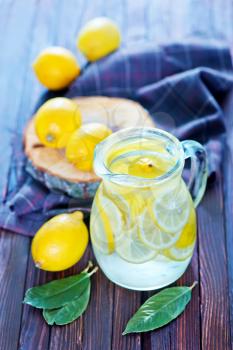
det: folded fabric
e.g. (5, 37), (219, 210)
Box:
(0, 41), (232, 236)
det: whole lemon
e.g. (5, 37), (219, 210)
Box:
(35, 97), (82, 148)
(32, 46), (80, 90)
(66, 123), (112, 171)
(77, 17), (121, 61)
(31, 211), (88, 271)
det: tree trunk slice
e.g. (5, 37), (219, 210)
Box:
(24, 96), (155, 199)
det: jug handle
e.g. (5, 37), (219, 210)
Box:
(181, 140), (208, 208)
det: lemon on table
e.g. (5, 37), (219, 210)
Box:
(115, 225), (157, 264)
(163, 208), (196, 261)
(77, 17), (121, 61)
(33, 46), (80, 90)
(31, 211), (88, 271)
(66, 123), (112, 171)
(35, 97), (82, 148)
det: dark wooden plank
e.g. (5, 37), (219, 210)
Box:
(20, 247), (91, 350)
(77, 249), (115, 350)
(111, 287), (141, 350)
(198, 182), (231, 349)
(0, 231), (29, 350)
(223, 90), (233, 349)
(141, 248), (200, 350)
(45, 244), (114, 350)
(18, 254), (51, 350)
(171, 248), (200, 350)
(142, 311), (171, 350)
(48, 252), (89, 350)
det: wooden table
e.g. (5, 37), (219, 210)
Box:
(0, 1), (233, 349)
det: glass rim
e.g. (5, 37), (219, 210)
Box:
(94, 127), (185, 186)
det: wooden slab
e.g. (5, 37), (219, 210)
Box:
(24, 96), (154, 184)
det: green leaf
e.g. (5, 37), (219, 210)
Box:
(24, 262), (95, 310)
(43, 281), (91, 325)
(123, 282), (197, 335)
(24, 272), (90, 309)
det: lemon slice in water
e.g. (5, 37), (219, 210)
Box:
(152, 183), (190, 234)
(164, 245), (194, 262)
(116, 225), (157, 264)
(163, 208), (196, 261)
(91, 192), (123, 254)
(139, 209), (181, 250)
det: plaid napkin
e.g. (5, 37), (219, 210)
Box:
(0, 42), (232, 236)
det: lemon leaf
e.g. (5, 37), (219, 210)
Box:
(123, 282), (197, 335)
(24, 272), (90, 309)
(43, 282), (90, 325)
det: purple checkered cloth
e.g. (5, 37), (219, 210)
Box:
(0, 42), (232, 236)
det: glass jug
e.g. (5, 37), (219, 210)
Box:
(90, 127), (208, 290)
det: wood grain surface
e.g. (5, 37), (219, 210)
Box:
(0, 1), (233, 349)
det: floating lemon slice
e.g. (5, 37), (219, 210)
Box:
(107, 187), (146, 230)
(139, 209), (181, 250)
(106, 191), (130, 216)
(163, 208), (196, 261)
(116, 225), (157, 264)
(164, 245), (194, 261)
(91, 191), (123, 254)
(152, 183), (190, 234)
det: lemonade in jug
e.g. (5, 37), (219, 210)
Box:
(90, 128), (207, 290)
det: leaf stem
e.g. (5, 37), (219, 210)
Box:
(190, 281), (198, 290)
(82, 261), (93, 273)
(88, 266), (99, 277)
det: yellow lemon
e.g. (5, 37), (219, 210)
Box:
(32, 46), (80, 90)
(77, 17), (121, 61)
(35, 97), (82, 148)
(66, 123), (112, 171)
(128, 156), (170, 178)
(31, 211), (88, 271)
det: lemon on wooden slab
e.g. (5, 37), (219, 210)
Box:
(77, 17), (121, 61)
(33, 46), (80, 90)
(35, 97), (82, 148)
(66, 122), (112, 171)
(31, 211), (88, 271)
